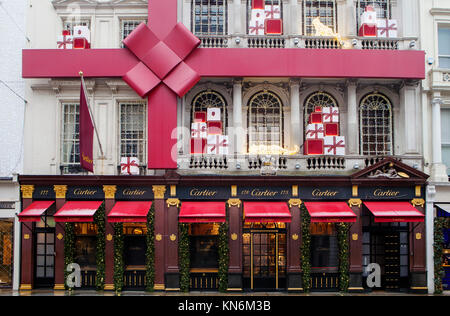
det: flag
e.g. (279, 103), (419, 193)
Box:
(79, 77), (94, 172)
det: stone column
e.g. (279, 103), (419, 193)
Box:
(152, 185), (166, 290)
(410, 198), (427, 294)
(232, 0), (243, 35)
(290, 80), (301, 151)
(165, 198), (180, 290)
(19, 185), (34, 291)
(103, 185), (116, 291)
(53, 185), (67, 291)
(431, 97), (448, 182)
(233, 78), (244, 155)
(348, 197), (364, 292)
(289, 0), (299, 35)
(287, 199), (302, 291)
(227, 198), (242, 291)
(425, 185), (436, 294)
(347, 80), (359, 155)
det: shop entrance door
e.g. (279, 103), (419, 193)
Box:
(34, 227), (55, 288)
(243, 229), (286, 291)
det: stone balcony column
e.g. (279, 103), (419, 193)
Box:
(346, 80), (358, 155)
(233, 78), (244, 155)
(290, 79), (301, 151)
(431, 97), (448, 182)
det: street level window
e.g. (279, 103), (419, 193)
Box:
(310, 223), (338, 270)
(121, 19), (147, 48)
(0, 220), (13, 287)
(74, 223), (97, 269)
(359, 93), (393, 156)
(123, 223), (147, 267)
(189, 223), (219, 269)
(438, 26), (450, 69)
(192, 0), (227, 35)
(247, 91), (284, 151)
(441, 108), (450, 175)
(303, 91), (338, 137)
(61, 103), (83, 174)
(119, 102), (147, 168)
(357, 0), (391, 30)
(303, 0), (337, 36)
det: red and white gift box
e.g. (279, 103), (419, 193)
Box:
(191, 122), (207, 139)
(207, 135), (229, 155)
(194, 111), (207, 123)
(207, 107), (221, 122)
(252, 0), (265, 9)
(377, 19), (398, 38)
(265, 19), (283, 35)
(249, 18), (265, 35)
(324, 136), (345, 156)
(324, 123), (339, 136)
(304, 139), (324, 155)
(207, 121), (223, 135)
(359, 6), (377, 37)
(57, 31), (73, 49)
(306, 124), (324, 140)
(322, 107), (339, 123)
(309, 112), (323, 124)
(73, 26), (91, 49)
(120, 157), (140, 175)
(265, 5), (281, 19)
(191, 138), (206, 154)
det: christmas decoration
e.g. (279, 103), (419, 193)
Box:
(265, 5), (281, 19)
(145, 204), (155, 292)
(337, 222), (350, 292)
(179, 222), (190, 292)
(305, 123), (324, 140)
(94, 203), (106, 291)
(113, 223), (124, 294)
(207, 107), (221, 122)
(377, 19), (398, 38)
(252, 0), (264, 10)
(194, 111), (207, 123)
(73, 26), (91, 49)
(57, 31), (73, 49)
(304, 139), (324, 155)
(218, 217), (229, 293)
(358, 6), (377, 37)
(300, 203), (311, 293)
(309, 112), (323, 124)
(265, 19), (283, 35)
(324, 122), (339, 136)
(207, 121), (223, 135)
(434, 217), (447, 294)
(324, 136), (345, 156)
(64, 223), (75, 291)
(120, 157), (140, 175)
(249, 3), (283, 35)
(191, 138), (206, 154)
(191, 122), (207, 139)
(207, 135), (229, 155)
(249, 18), (265, 35)
(322, 107), (339, 123)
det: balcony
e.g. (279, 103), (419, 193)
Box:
(198, 35), (415, 50)
(177, 154), (423, 175)
(429, 68), (450, 91)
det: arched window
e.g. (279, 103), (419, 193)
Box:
(247, 91), (284, 152)
(359, 93), (393, 156)
(191, 90), (228, 131)
(303, 91), (338, 135)
(192, 0), (227, 35)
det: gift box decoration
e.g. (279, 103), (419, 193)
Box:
(265, 5), (281, 19)
(120, 157), (140, 175)
(265, 19), (283, 35)
(207, 107), (221, 122)
(314, 106), (322, 113)
(252, 0), (265, 9)
(207, 135), (229, 155)
(57, 31), (73, 49)
(359, 6), (377, 37)
(73, 25), (91, 43)
(73, 37), (90, 49)
(194, 111), (207, 123)
(304, 139), (324, 155)
(309, 112), (323, 124)
(306, 124), (325, 140)
(377, 19), (398, 38)
(191, 122), (207, 139)
(191, 138), (206, 154)
(249, 17), (265, 35)
(324, 122), (339, 136)
(207, 121), (223, 135)
(322, 107), (339, 123)
(324, 136), (345, 156)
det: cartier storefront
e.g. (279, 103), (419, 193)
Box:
(17, 158), (429, 293)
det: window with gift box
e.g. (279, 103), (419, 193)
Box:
(192, 0), (227, 35)
(247, 91), (284, 153)
(247, 0), (283, 36)
(118, 102), (147, 174)
(356, 0), (391, 31)
(359, 93), (393, 156)
(303, 0), (337, 36)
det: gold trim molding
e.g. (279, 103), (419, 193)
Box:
(170, 234), (177, 242)
(227, 198), (241, 207)
(288, 199), (302, 208)
(155, 234), (162, 241)
(411, 198), (425, 207)
(352, 185), (358, 197)
(20, 185), (34, 199)
(292, 234), (299, 241)
(231, 233), (238, 241)
(54, 284), (65, 290)
(348, 199), (362, 208)
(170, 185), (176, 197)
(415, 185), (421, 197)
(292, 185), (298, 197)
(152, 185), (166, 199)
(154, 284), (165, 290)
(104, 284), (114, 291)
(19, 284), (32, 291)
(167, 198), (181, 208)
(103, 185), (117, 199)
(54, 185), (68, 199)
(231, 185), (237, 197)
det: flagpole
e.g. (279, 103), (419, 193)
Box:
(79, 71), (105, 158)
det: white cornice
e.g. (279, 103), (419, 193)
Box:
(430, 8), (450, 16)
(52, 0), (148, 10)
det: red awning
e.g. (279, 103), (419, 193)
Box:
(244, 202), (291, 223)
(54, 201), (103, 222)
(304, 202), (357, 223)
(364, 202), (424, 222)
(18, 201), (55, 222)
(179, 202), (226, 223)
(108, 201), (152, 223)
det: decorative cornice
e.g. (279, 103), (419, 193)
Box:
(411, 198), (425, 208)
(348, 199), (362, 208)
(152, 185), (166, 199)
(54, 185), (68, 199)
(20, 185), (34, 199)
(227, 199), (241, 208)
(103, 185), (117, 199)
(166, 198), (181, 208)
(288, 199), (302, 208)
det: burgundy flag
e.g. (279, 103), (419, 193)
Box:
(79, 78), (94, 172)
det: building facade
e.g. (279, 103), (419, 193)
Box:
(420, 0), (450, 293)
(19, 0), (430, 293)
(0, 0), (27, 290)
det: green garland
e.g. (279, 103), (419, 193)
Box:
(300, 203), (311, 293)
(64, 222), (75, 291)
(94, 203), (105, 291)
(145, 204), (155, 292)
(337, 222), (350, 292)
(218, 221), (229, 293)
(113, 223), (124, 295)
(434, 217), (446, 294)
(179, 223), (190, 292)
